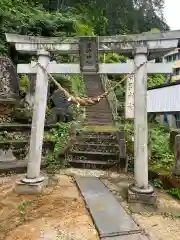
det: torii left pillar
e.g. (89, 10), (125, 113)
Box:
(15, 49), (50, 194)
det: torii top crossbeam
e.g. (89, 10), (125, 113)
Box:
(5, 30), (180, 55)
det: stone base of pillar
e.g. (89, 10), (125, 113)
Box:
(15, 176), (48, 195)
(128, 184), (157, 206)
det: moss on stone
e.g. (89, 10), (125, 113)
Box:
(169, 129), (180, 152)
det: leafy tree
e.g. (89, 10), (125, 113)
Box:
(0, 0), (92, 55)
(51, 0), (169, 35)
(148, 74), (166, 88)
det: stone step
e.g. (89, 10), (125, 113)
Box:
(85, 88), (103, 93)
(85, 84), (103, 88)
(86, 111), (113, 116)
(87, 114), (112, 119)
(80, 135), (117, 141)
(0, 159), (46, 174)
(67, 154), (118, 163)
(86, 101), (110, 106)
(85, 84), (103, 90)
(86, 111), (112, 115)
(86, 113), (112, 117)
(87, 118), (113, 123)
(86, 106), (111, 110)
(85, 86), (103, 90)
(0, 140), (55, 161)
(77, 132), (117, 139)
(86, 108), (112, 116)
(82, 131), (118, 137)
(76, 135), (118, 143)
(68, 159), (117, 169)
(0, 123), (58, 132)
(0, 139), (55, 149)
(86, 93), (105, 98)
(71, 143), (119, 153)
(0, 139), (55, 144)
(86, 114), (113, 119)
(87, 120), (114, 125)
(67, 155), (126, 169)
(76, 139), (118, 146)
(68, 150), (118, 161)
(86, 106), (111, 111)
(86, 100), (110, 104)
(86, 105), (111, 109)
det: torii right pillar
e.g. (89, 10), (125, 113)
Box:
(128, 45), (157, 205)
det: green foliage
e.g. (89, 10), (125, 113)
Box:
(124, 120), (134, 156)
(1, 0), (169, 54)
(148, 74), (166, 88)
(51, 75), (72, 92)
(125, 121), (174, 173)
(63, 0), (169, 35)
(74, 3), (108, 36)
(150, 179), (163, 188)
(0, 0), (170, 57)
(17, 201), (34, 218)
(149, 123), (174, 168)
(150, 28), (161, 33)
(19, 74), (30, 97)
(0, 0), (169, 57)
(74, 22), (94, 36)
(100, 53), (128, 64)
(0, 0), (92, 55)
(71, 74), (86, 97)
(45, 122), (71, 173)
(168, 188), (180, 200)
(69, 74), (87, 123)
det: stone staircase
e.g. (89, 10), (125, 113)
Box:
(67, 74), (127, 170)
(85, 75), (114, 126)
(0, 123), (56, 174)
(67, 131), (126, 170)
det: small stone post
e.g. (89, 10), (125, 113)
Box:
(15, 49), (50, 194)
(173, 134), (180, 176)
(128, 46), (157, 205)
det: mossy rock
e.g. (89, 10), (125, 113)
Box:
(169, 128), (180, 152)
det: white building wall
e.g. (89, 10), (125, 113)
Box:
(147, 85), (180, 112)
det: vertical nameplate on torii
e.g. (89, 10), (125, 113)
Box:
(79, 37), (99, 73)
(125, 74), (135, 119)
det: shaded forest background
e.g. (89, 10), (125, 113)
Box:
(0, 0), (169, 55)
(38, 0), (169, 35)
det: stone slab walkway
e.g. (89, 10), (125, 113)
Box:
(75, 176), (148, 239)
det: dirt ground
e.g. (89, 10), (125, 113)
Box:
(0, 169), (180, 240)
(101, 172), (180, 240)
(0, 173), (98, 240)
(62, 168), (180, 240)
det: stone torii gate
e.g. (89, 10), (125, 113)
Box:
(5, 31), (180, 203)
